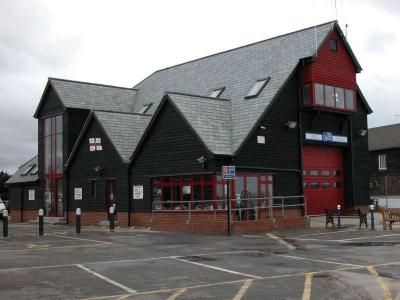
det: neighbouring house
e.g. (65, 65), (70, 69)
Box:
(369, 123), (400, 207)
(7, 20), (372, 234)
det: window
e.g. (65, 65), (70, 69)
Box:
(245, 77), (270, 99)
(210, 87), (225, 98)
(378, 154), (387, 170)
(90, 180), (97, 200)
(303, 84), (311, 105)
(30, 165), (38, 175)
(138, 103), (152, 114)
(43, 115), (63, 175)
(21, 165), (35, 176)
(313, 84), (355, 111)
(310, 170), (319, 176)
(330, 39), (337, 52)
(315, 84), (324, 105)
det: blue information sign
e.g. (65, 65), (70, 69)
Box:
(322, 132), (333, 142)
(222, 166), (235, 180)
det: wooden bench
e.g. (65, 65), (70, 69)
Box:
(325, 208), (367, 229)
(382, 208), (400, 230)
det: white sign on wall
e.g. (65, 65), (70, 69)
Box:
(133, 185), (144, 200)
(305, 132), (348, 144)
(74, 188), (82, 200)
(257, 135), (266, 144)
(28, 190), (35, 201)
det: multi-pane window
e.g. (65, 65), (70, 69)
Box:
(378, 154), (387, 170)
(44, 115), (63, 175)
(151, 173), (274, 211)
(303, 83), (355, 111)
(329, 39), (338, 52)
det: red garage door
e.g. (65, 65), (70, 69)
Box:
(303, 145), (344, 215)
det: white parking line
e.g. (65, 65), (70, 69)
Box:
(76, 264), (137, 294)
(291, 229), (357, 238)
(172, 257), (262, 279)
(47, 233), (113, 245)
(267, 233), (296, 250)
(341, 233), (400, 241)
(274, 254), (364, 267)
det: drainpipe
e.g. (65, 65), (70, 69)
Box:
(20, 185), (24, 222)
(128, 168), (132, 227)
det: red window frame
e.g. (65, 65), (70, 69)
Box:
(43, 114), (63, 179)
(302, 83), (356, 112)
(151, 173), (274, 211)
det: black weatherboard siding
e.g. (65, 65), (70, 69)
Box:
(67, 117), (129, 213)
(235, 71), (302, 199)
(130, 101), (217, 211)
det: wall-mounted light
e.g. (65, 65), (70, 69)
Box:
(94, 166), (103, 176)
(286, 121), (298, 130)
(196, 156), (207, 169)
(260, 125), (266, 130)
(358, 129), (368, 137)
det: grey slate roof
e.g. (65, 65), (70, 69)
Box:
(94, 111), (152, 162)
(35, 78), (137, 116)
(168, 93), (233, 155)
(369, 123), (400, 151)
(133, 21), (342, 153)
(6, 156), (38, 185)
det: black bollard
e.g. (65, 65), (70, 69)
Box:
(2, 210), (8, 238)
(38, 209), (44, 236)
(76, 208), (81, 234)
(337, 204), (341, 229)
(109, 206), (114, 232)
(370, 204), (375, 230)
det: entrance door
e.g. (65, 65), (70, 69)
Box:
(105, 180), (116, 220)
(303, 145), (344, 215)
(44, 178), (64, 217)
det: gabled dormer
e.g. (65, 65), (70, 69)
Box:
(300, 23), (362, 113)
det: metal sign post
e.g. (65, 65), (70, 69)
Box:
(222, 166), (235, 236)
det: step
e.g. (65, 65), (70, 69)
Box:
(30, 217), (67, 225)
(98, 220), (120, 226)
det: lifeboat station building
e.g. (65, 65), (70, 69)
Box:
(7, 21), (372, 234)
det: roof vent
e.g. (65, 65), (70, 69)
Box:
(245, 77), (270, 99)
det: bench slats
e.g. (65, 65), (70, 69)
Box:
(382, 208), (400, 230)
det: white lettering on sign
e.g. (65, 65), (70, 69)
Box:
(332, 135), (348, 143)
(305, 133), (322, 141)
(133, 185), (143, 200)
(28, 190), (35, 201)
(257, 135), (265, 144)
(74, 188), (82, 200)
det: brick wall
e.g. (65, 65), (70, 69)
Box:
(10, 210), (38, 223)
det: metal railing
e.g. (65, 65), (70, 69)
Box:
(151, 195), (307, 223)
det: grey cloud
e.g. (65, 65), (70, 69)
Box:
(365, 31), (397, 53)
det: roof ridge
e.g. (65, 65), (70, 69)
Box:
(166, 91), (231, 102)
(93, 109), (152, 117)
(369, 123), (400, 130)
(49, 77), (138, 91)
(150, 20), (336, 75)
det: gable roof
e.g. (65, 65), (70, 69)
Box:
(132, 21), (359, 153)
(66, 111), (152, 167)
(369, 123), (400, 151)
(167, 92), (233, 155)
(6, 156), (39, 185)
(34, 78), (137, 117)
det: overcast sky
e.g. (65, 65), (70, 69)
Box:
(1, 0), (399, 173)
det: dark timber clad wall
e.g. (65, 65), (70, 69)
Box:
(370, 149), (400, 177)
(67, 118), (129, 213)
(130, 101), (215, 211)
(235, 73), (302, 199)
(8, 183), (40, 210)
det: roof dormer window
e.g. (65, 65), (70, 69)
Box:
(138, 103), (152, 114)
(21, 165), (35, 176)
(245, 77), (270, 99)
(210, 87), (225, 98)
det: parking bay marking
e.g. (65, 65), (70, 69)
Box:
(172, 257), (263, 279)
(76, 264), (137, 294)
(166, 288), (188, 300)
(367, 266), (393, 300)
(232, 279), (253, 300)
(301, 273), (313, 300)
(47, 233), (113, 245)
(267, 233), (296, 250)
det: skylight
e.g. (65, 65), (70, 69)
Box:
(138, 103), (152, 114)
(21, 165), (35, 176)
(245, 77), (270, 99)
(210, 87), (225, 98)
(30, 165), (38, 175)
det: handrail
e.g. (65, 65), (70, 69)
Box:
(151, 195), (307, 223)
